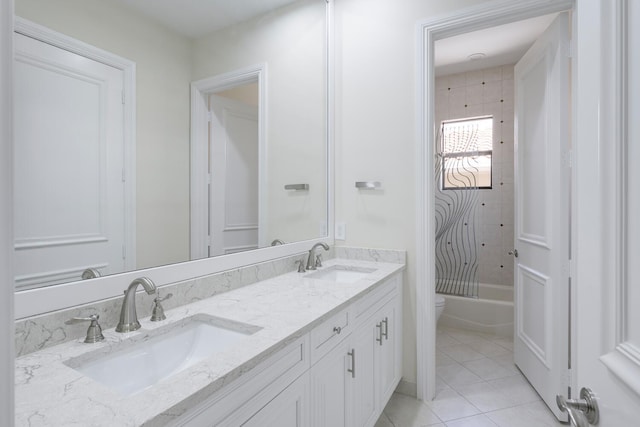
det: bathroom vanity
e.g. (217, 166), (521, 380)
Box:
(15, 258), (404, 426)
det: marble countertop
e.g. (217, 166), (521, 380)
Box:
(15, 258), (404, 427)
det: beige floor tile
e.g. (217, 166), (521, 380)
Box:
(445, 414), (499, 427)
(466, 340), (511, 358)
(486, 401), (565, 427)
(488, 353), (519, 374)
(443, 329), (493, 344)
(451, 381), (522, 413)
(378, 329), (556, 427)
(436, 376), (452, 393)
(424, 387), (481, 422)
(437, 363), (484, 387)
(486, 375), (540, 404)
(374, 412), (395, 427)
(384, 393), (443, 427)
(491, 337), (514, 351)
(462, 357), (517, 381)
(439, 344), (486, 363)
(436, 351), (458, 367)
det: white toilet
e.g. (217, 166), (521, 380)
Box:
(435, 294), (446, 323)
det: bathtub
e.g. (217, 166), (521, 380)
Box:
(438, 283), (514, 337)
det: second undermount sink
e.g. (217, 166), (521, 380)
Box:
(306, 265), (376, 283)
(65, 314), (261, 396)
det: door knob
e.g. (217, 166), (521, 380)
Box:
(556, 388), (599, 426)
(508, 249), (519, 258)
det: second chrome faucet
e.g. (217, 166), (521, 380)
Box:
(116, 277), (157, 333)
(306, 242), (330, 271)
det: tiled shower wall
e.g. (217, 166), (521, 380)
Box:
(435, 64), (515, 287)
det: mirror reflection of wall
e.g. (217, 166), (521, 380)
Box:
(13, 0), (327, 290)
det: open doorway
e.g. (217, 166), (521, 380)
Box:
(416, 1), (573, 422)
(190, 65), (267, 260)
(209, 83), (260, 256)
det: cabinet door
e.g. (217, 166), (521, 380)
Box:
(241, 373), (309, 427)
(377, 296), (401, 406)
(310, 338), (351, 427)
(350, 317), (379, 427)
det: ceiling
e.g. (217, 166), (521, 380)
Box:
(109, 0), (300, 39)
(435, 13), (559, 76)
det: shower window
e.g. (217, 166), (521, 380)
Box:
(441, 116), (493, 190)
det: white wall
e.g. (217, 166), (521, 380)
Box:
(192, 0), (327, 246)
(15, 0), (193, 270)
(0, 0), (15, 422)
(334, 0), (492, 388)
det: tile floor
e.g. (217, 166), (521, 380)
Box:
(374, 327), (565, 427)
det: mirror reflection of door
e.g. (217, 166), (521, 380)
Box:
(13, 33), (129, 289)
(209, 83), (259, 256)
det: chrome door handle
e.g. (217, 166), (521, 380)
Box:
(381, 317), (389, 340)
(556, 388), (599, 427)
(347, 349), (356, 378)
(376, 322), (383, 345)
(508, 249), (519, 258)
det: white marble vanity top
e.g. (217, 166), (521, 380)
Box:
(15, 258), (404, 426)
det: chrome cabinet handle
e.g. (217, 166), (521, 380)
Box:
(376, 322), (383, 345)
(333, 326), (342, 334)
(556, 388), (599, 427)
(347, 349), (356, 378)
(381, 317), (389, 340)
(508, 249), (519, 258)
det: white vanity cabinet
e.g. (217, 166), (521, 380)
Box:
(173, 336), (309, 427)
(176, 272), (402, 427)
(310, 273), (403, 427)
(221, 372), (310, 427)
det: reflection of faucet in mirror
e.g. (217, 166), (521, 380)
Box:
(81, 268), (101, 280)
(116, 277), (157, 333)
(271, 239), (285, 246)
(306, 243), (330, 271)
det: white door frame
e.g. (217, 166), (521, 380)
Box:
(190, 64), (267, 259)
(415, 0), (574, 401)
(577, 0), (640, 406)
(13, 17), (137, 272)
(0, 0), (14, 422)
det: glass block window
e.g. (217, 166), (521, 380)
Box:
(440, 116), (493, 190)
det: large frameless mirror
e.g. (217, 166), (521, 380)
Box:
(13, 0), (328, 296)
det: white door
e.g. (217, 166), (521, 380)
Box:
(209, 95), (259, 256)
(13, 33), (126, 289)
(513, 13), (570, 420)
(571, 0), (640, 424)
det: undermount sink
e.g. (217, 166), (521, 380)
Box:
(65, 314), (261, 396)
(306, 265), (376, 283)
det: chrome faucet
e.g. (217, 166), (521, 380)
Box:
(116, 277), (157, 333)
(306, 242), (329, 270)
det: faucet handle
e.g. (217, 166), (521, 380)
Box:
(157, 292), (173, 303)
(150, 291), (172, 322)
(315, 254), (324, 268)
(65, 314), (105, 343)
(296, 258), (306, 273)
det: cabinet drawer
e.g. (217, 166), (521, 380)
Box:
(174, 336), (309, 427)
(354, 273), (401, 323)
(310, 307), (352, 364)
